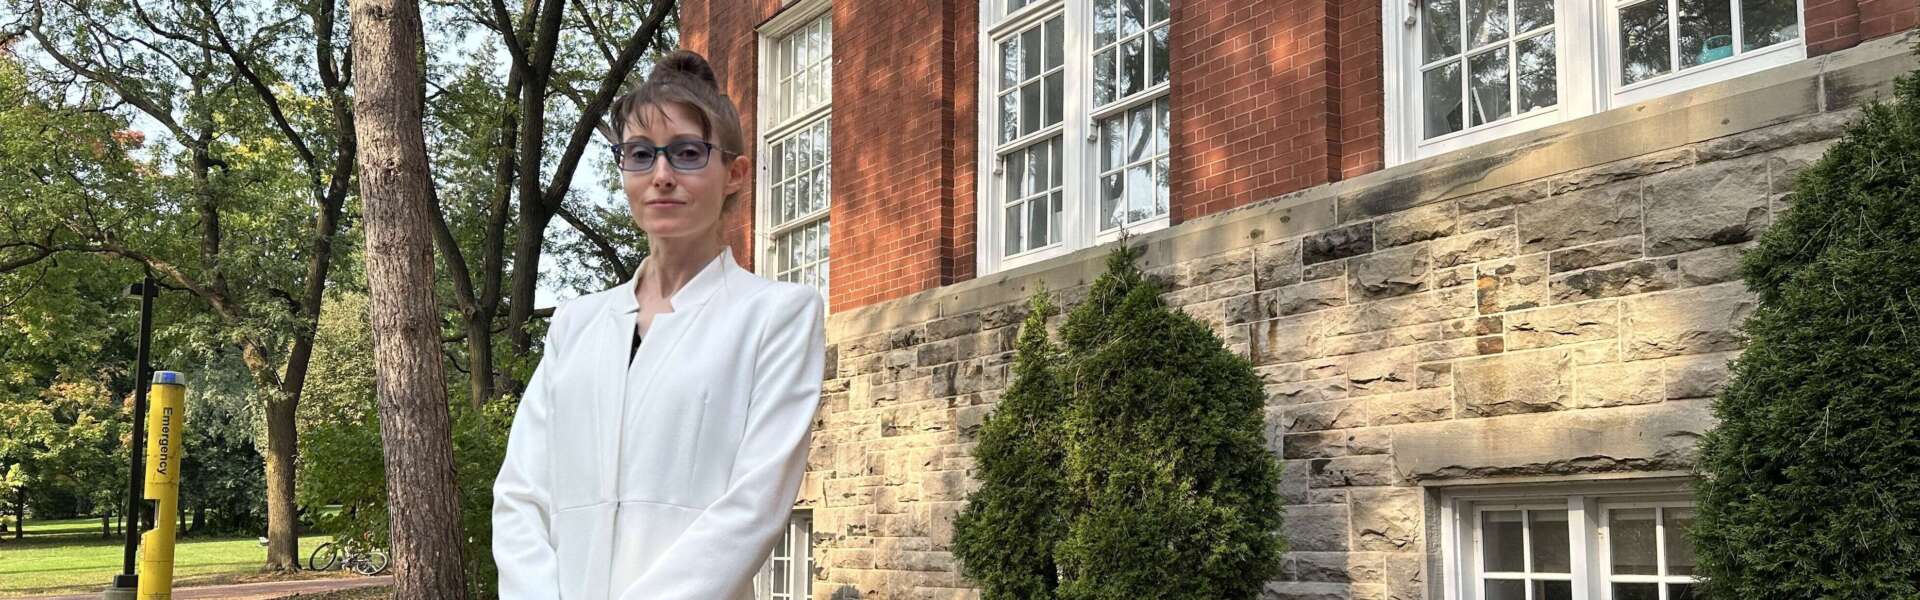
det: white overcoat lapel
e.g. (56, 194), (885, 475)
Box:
(590, 247), (736, 501)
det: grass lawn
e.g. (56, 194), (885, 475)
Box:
(0, 523), (334, 598)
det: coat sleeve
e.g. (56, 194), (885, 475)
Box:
(617, 288), (827, 600)
(493, 327), (565, 599)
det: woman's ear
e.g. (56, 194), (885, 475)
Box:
(725, 154), (752, 197)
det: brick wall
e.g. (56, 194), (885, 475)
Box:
(1170, 0), (1386, 223)
(1806, 0), (1920, 55)
(687, 0), (978, 313)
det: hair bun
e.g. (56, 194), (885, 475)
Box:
(652, 49), (720, 88)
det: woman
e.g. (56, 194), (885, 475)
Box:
(492, 50), (827, 600)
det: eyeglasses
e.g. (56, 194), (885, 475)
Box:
(611, 140), (734, 173)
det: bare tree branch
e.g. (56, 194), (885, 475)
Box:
(555, 203), (630, 276)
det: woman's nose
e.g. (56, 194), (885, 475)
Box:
(649, 159), (677, 189)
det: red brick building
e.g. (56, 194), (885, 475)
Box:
(681, 0), (1918, 598)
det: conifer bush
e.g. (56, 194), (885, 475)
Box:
(954, 246), (1284, 599)
(1692, 49), (1920, 599)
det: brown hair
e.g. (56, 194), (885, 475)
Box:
(610, 50), (748, 211)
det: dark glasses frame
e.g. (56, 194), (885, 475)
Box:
(610, 140), (739, 173)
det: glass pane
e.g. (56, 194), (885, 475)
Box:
(1005, 204), (1023, 255)
(1150, 0), (1168, 22)
(1468, 0), (1510, 47)
(1153, 157), (1169, 216)
(1482, 510), (1525, 572)
(1609, 508), (1659, 576)
(1742, 0), (1799, 50)
(1007, 0), (1029, 14)
(1045, 18), (1064, 69)
(1049, 191), (1063, 244)
(1048, 138), (1061, 186)
(1027, 195), (1047, 250)
(1150, 26), (1170, 86)
(1127, 104), (1151, 162)
(1096, 49), (1117, 106)
(810, 170), (827, 215)
(1529, 509), (1571, 573)
(1027, 143), (1048, 196)
(1534, 580), (1573, 600)
(1517, 0), (1553, 31)
(1153, 98), (1170, 153)
(1095, 0), (1117, 47)
(1423, 61), (1464, 138)
(1620, 0), (1673, 85)
(1468, 47), (1511, 126)
(1613, 582), (1660, 600)
(1044, 72), (1063, 127)
(1126, 163), (1151, 224)
(1120, 0), (1144, 36)
(1021, 27), (1042, 80)
(1517, 33), (1558, 112)
(1101, 173), (1122, 230)
(1101, 117), (1124, 171)
(1668, 583), (1698, 600)
(1122, 38), (1144, 98)
(1001, 38), (1020, 88)
(819, 221), (831, 259)
(1006, 152), (1025, 198)
(1020, 83), (1041, 136)
(1664, 506), (1697, 576)
(1424, 0), (1462, 62)
(1000, 92), (1018, 143)
(773, 560), (789, 594)
(1678, 0), (1733, 68)
(1484, 579), (1526, 600)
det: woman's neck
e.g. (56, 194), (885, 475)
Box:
(638, 235), (725, 306)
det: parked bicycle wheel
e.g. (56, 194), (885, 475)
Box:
(307, 542), (340, 571)
(351, 548), (390, 576)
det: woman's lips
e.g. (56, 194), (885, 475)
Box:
(646, 200), (685, 206)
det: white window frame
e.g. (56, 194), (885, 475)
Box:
(754, 511), (814, 600)
(1385, 0), (1806, 165)
(1437, 478), (1699, 600)
(976, 0), (1173, 276)
(756, 0), (834, 303)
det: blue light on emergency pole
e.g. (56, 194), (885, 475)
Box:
(153, 371), (183, 385)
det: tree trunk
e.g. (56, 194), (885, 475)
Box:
(102, 514), (110, 538)
(14, 491), (24, 539)
(351, 0), (471, 595)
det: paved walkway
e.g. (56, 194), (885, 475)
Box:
(26, 575), (390, 600)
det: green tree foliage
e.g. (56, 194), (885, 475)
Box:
(1692, 50), (1920, 598)
(953, 292), (1070, 598)
(955, 246), (1285, 599)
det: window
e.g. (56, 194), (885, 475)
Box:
(755, 513), (814, 600)
(1387, 0), (1805, 163)
(759, 2), (833, 299)
(979, 0), (1172, 274)
(1440, 481), (1700, 600)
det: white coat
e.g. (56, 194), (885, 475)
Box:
(492, 246), (826, 600)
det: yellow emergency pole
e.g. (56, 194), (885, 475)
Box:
(136, 371), (185, 599)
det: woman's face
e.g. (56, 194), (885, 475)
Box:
(619, 102), (749, 243)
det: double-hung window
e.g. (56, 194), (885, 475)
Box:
(759, 1), (833, 299)
(1441, 482), (1701, 600)
(754, 512), (814, 600)
(1387, 0), (1805, 163)
(980, 0), (1172, 274)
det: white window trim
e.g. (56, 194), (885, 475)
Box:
(1437, 477), (1696, 600)
(976, 0), (1172, 277)
(1385, 0), (1806, 165)
(756, 0), (834, 305)
(753, 511), (814, 600)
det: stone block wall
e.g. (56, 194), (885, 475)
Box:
(799, 32), (1916, 600)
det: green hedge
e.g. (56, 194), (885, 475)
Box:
(1692, 47), (1920, 598)
(955, 246), (1284, 600)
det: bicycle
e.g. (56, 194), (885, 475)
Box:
(307, 537), (391, 575)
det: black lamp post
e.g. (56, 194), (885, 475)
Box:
(111, 271), (158, 590)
